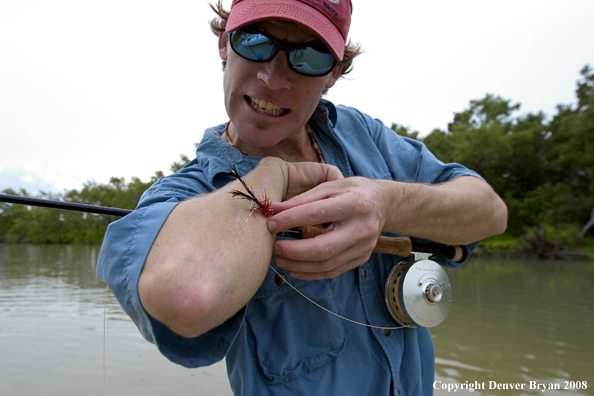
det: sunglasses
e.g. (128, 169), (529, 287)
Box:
(229, 27), (337, 77)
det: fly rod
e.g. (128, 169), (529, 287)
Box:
(0, 193), (132, 217)
(0, 193), (466, 261)
(283, 225), (466, 262)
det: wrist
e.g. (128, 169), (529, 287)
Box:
(373, 179), (395, 232)
(378, 179), (428, 235)
(243, 157), (288, 203)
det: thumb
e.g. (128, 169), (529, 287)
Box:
(283, 162), (343, 200)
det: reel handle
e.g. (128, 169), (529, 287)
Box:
(297, 226), (465, 262)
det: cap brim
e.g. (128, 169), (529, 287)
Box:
(226, 0), (345, 61)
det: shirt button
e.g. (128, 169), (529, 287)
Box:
(361, 268), (367, 278)
(381, 328), (391, 336)
(275, 273), (286, 285)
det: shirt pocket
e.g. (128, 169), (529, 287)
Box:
(245, 265), (347, 385)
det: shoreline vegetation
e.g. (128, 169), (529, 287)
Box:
(2, 65), (593, 260)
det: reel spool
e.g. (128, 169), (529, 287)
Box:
(384, 258), (452, 328)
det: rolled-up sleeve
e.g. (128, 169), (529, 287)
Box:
(97, 199), (178, 343)
(96, 158), (246, 368)
(334, 105), (483, 269)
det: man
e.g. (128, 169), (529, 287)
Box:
(97, 0), (507, 395)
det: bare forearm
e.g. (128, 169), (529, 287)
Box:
(138, 159), (286, 338)
(137, 158), (343, 338)
(266, 175), (506, 281)
(381, 176), (508, 245)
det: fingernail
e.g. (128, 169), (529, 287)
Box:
(276, 257), (286, 268)
(267, 220), (278, 234)
(273, 242), (282, 256)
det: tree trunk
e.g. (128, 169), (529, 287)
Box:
(578, 203), (594, 237)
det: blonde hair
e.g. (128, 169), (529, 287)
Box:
(208, 0), (363, 84)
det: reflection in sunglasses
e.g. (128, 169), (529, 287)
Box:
(230, 27), (337, 77)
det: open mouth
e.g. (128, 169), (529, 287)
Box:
(247, 96), (288, 116)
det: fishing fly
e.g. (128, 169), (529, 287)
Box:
(229, 166), (274, 218)
(0, 192), (464, 396)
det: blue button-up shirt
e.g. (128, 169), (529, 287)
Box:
(97, 100), (480, 396)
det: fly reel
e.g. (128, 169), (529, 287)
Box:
(384, 256), (452, 328)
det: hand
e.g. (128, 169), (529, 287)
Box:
(279, 160), (344, 201)
(252, 157), (344, 203)
(267, 177), (389, 280)
(138, 158), (343, 338)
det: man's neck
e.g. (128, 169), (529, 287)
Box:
(224, 123), (321, 163)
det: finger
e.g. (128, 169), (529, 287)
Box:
(275, 239), (372, 275)
(273, 225), (377, 262)
(272, 181), (339, 214)
(273, 230), (347, 262)
(269, 198), (352, 233)
(284, 255), (371, 281)
(283, 162), (343, 200)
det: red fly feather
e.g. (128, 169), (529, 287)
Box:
(230, 166), (274, 217)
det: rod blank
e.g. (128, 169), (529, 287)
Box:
(0, 193), (466, 261)
(0, 193), (132, 217)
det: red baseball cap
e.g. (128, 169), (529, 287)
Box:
(226, 0), (352, 61)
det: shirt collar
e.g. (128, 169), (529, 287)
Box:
(194, 100), (341, 185)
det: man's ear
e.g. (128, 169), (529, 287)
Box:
(218, 32), (228, 61)
(324, 65), (343, 89)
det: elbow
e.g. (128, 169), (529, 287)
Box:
(162, 287), (219, 339)
(139, 270), (222, 339)
(171, 304), (224, 340)
(491, 196), (509, 237)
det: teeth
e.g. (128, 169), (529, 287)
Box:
(250, 97), (286, 116)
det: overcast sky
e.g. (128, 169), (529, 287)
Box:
(1, 0), (593, 194)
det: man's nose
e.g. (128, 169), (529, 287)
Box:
(257, 51), (292, 90)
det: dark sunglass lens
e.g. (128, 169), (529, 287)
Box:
(289, 47), (335, 76)
(231, 30), (275, 61)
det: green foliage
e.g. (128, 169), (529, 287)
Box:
(170, 154), (191, 173)
(2, 65), (593, 255)
(418, 65), (594, 253)
(421, 129), (454, 163)
(448, 93), (521, 130)
(0, 171), (165, 244)
(0, 147), (195, 243)
(474, 234), (528, 256)
(391, 123), (419, 140)
(170, 144), (197, 173)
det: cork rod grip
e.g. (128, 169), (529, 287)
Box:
(297, 225), (465, 262)
(299, 226), (412, 257)
(374, 235), (413, 257)
(451, 246), (465, 262)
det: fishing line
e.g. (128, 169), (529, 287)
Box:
(268, 263), (404, 377)
(269, 265), (407, 330)
(229, 167), (402, 330)
(103, 284), (109, 396)
(322, 277), (393, 375)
